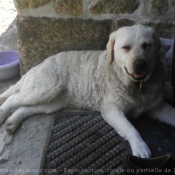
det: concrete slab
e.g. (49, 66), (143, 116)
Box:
(0, 77), (54, 175)
(0, 114), (53, 175)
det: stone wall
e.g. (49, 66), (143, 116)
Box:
(13, 0), (175, 75)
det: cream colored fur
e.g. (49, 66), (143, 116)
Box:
(0, 25), (175, 158)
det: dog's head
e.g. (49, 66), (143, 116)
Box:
(107, 25), (160, 83)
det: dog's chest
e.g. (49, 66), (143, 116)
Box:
(125, 98), (147, 118)
(124, 88), (163, 118)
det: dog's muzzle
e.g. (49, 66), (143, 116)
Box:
(133, 60), (147, 73)
(125, 67), (146, 81)
(125, 60), (147, 81)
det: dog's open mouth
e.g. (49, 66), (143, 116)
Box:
(125, 67), (146, 81)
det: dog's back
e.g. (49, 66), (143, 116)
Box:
(55, 51), (108, 110)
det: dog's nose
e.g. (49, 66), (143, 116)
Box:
(133, 60), (147, 73)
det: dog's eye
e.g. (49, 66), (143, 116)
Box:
(121, 45), (131, 51)
(142, 43), (151, 50)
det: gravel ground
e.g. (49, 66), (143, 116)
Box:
(0, 0), (17, 51)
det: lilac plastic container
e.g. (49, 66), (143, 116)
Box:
(0, 51), (20, 80)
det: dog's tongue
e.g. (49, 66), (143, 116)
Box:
(133, 72), (145, 78)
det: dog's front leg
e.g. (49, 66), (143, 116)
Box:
(148, 101), (175, 126)
(102, 104), (151, 158)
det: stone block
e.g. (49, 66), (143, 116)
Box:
(89, 0), (140, 15)
(149, 0), (168, 15)
(14, 0), (51, 9)
(52, 0), (83, 15)
(112, 18), (135, 30)
(17, 17), (112, 74)
(142, 22), (175, 38)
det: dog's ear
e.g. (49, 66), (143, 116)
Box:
(152, 31), (161, 51)
(152, 29), (161, 55)
(107, 31), (117, 64)
(152, 30), (161, 63)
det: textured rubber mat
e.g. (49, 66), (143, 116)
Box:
(41, 112), (131, 175)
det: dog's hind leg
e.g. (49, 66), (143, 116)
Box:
(0, 84), (20, 105)
(0, 90), (61, 125)
(4, 97), (68, 134)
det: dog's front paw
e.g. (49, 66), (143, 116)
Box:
(5, 120), (17, 134)
(131, 141), (151, 158)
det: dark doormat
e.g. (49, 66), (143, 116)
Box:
(40, 112), (131, 175)
(40, 111), (175, 175)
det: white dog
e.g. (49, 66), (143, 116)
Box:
(0, 25), (175, 158)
